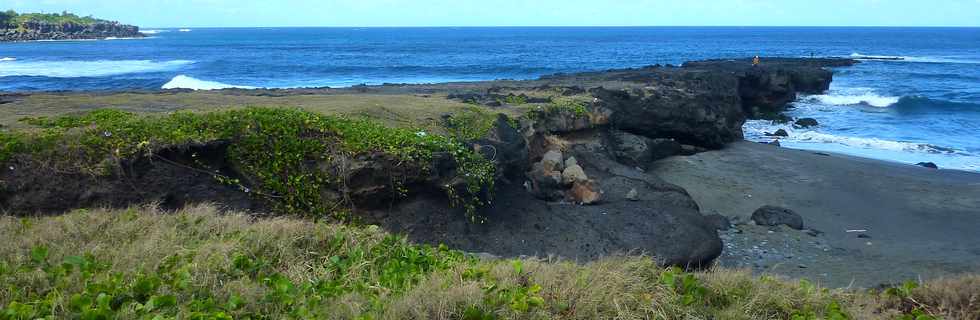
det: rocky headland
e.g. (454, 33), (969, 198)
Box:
(0, 12), (144, 41)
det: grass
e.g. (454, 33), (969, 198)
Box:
(1, 205), (976, 319)
(1, 107), (496, 220)
(0, 93), (517, 131)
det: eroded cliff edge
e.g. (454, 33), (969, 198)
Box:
(0, 58), (856, 267)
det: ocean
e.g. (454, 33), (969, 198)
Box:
(1, 27), (978, 171)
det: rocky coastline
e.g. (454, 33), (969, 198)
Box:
(0, 20), (144, 42)
(0, 58), (851, 265)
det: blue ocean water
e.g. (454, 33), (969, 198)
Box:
(1, 27), (979, 170)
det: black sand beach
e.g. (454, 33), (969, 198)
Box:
(655, 141), (980, 287)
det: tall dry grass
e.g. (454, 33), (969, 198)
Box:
(1, 205), (976, 319)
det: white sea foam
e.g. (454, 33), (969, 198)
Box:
(850, 53), (980, 65)
(804, 93), (901, 108)
(178, 29), (192, 32)
(104, 36), (150, 41)
(744, 120), (966, 155)
(141, 29), (169, 34)
(0, 60), (194, 78)
(162, 75), (256, 90)
(0, 57), (15, 62)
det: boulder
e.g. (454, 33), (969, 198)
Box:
(704, 213), (732, 231)
(794, 118), (819, 128)
(607, 130), (652, 167)
(916, 162), (939, 169)
(526, 162), (563, 200)
(564, 156), (578, 168)
(625, 188), (639, 201)
(541, 150), (564, 172)
(766, 129), (789, 137)
(569, 179), (602, 204)
(607, 130), (683, 167)
(382, 188), (723, 268)
(751, 205), (804, 230)
(561, 164), (588, 185)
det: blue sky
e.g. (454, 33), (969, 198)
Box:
(7, 0), (980, 27)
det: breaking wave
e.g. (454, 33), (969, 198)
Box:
(803, 93), (901, 108)
(800, 87), (901, 108)
(744, 120), (960, 154)
(850, 53), (980, 65)
(0, 60), (193, 78)
(162, 75), (256, 90)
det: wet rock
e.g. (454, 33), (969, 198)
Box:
(704, 213), (732, 231)
(766, 129), (789, 137)
(751, 205), (804, 230)
(794, 118), (819, 128)
(569, 179), (602, 204)
(916, 162), (939, 169)
(561, 164), (588, 185)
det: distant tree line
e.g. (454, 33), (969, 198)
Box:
(0, 10), (110, 29)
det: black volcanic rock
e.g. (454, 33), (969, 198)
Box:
(1, 20), (143, 42)
(591, 72), (745, 149)
(795, 118), (819, 128)
(916, 162), (939, 169)
(683, 58), (857, 118)
(752, 205), (804, 230)
(766, 129), (789, 137)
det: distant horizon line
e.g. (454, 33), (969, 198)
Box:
(140, 25), (980, 29)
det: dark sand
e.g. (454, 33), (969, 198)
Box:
(652, 141), (980, 287)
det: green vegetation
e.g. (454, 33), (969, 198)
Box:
(443, 106), (499, 141)
(0, 10), (107, 29)
(2, 107), (495, 220)
(523, 96), (591, 121)
(1, 206), (976, 319)
(498, 94), (528, 106)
